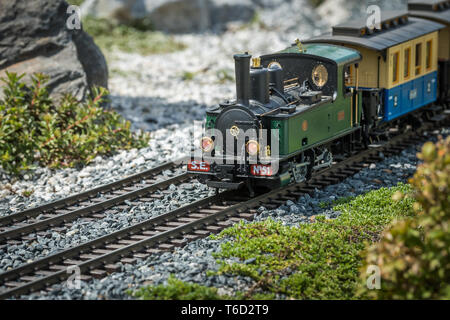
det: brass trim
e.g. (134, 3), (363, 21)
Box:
(252, 57), (261, 68)
(229, 125), (240, 137)
(268, 61), (282, 69)
(350, 88), (354, 126)
(265, 145), (271, 157)
(295, 39), (306, 53)
(284, 77), (299, 83)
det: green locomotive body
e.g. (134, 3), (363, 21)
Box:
(189, 43), (363, 191)
(263, 43), (363, 156)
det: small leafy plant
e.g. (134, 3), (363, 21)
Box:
(0, 72), (149, 175)
(130, 275), (228, 300)
(360, 137), (450, 299)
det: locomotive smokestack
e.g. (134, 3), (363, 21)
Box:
(234, 53), (251, 106)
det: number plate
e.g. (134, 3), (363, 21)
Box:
(187, 160), (210, 172)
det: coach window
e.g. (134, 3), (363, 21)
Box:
(404, 47), (411, 80)
(415, 43), (422, 75)
(392, 52), (399, 85)
(426, 40), (432, 71)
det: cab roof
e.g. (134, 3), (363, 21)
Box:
(278, 43), (361, 66)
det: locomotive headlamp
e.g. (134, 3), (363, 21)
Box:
(246, 140), (259, 156)
(201, 137), (214, 152)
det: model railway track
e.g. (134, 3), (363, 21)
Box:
(0, 158), (190, 243)
(0, 123), (440, 299)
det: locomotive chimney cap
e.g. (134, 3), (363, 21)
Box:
(234, 53), (252, 59)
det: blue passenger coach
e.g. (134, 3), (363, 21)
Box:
(304, 10), (445, 123)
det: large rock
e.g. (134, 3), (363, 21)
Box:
(81, 0), (256, 33)
(0, 0), (108, 101)
(141, 0), (210, 33)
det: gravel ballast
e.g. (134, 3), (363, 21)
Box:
(0, 178), (215, 273)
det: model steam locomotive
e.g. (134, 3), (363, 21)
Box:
(187, 0), (450, 194)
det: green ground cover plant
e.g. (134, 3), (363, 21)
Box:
(319, 195), (355, 209)
(130, 275), (228, 300)
(210, 184), (415, 299)
(133, 184), (416, 299)
(0, 72), (149, 175)
(360, 137), (450, 299)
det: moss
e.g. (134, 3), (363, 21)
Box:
(211, 183), (415, 299)
(21, 190), (34, 197)
(319, 195), (355, 209)
(129, 275), (229, 300)
(181, 71), (196, 81)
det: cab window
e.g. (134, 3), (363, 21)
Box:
(345, 65), (353, 86)
(344, 64), (354, 95)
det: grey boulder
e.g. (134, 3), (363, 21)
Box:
(0, 0), (108, 101)
(81, 0), (255, 33)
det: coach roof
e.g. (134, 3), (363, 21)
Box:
(408, 0), (450, 24)
(303, 14), (445, 52)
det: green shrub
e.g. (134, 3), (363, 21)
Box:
(360, 137), (450, 299)
(211, 184), (415, 299)
(0, 72), (149, 175)
(130, 275), (228, 300)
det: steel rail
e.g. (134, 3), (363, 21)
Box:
(0, 172), (193, 242)
(0, 157), (187, 227)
